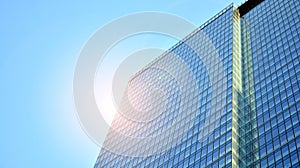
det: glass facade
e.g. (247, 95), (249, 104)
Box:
(94, 0), (300, 167)
(240, 0), (300, 167)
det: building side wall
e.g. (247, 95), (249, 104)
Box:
(241, 0), (300, 167)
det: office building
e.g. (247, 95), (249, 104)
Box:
(95, 0), (300, 167)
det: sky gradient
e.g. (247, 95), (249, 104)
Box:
(1, 0), (244, 167)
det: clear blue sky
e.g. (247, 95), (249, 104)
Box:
(0, 0), (244, 167)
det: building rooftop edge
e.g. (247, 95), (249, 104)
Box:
(238, 0), (265, 16)
(129, 0), (265, 82)
(128, 4), (235, 83)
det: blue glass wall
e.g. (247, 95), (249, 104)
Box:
(241, 0), (300, 167)
(95, 4), (235, 168)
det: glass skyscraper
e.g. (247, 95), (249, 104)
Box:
(95, 0), (300, 167)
